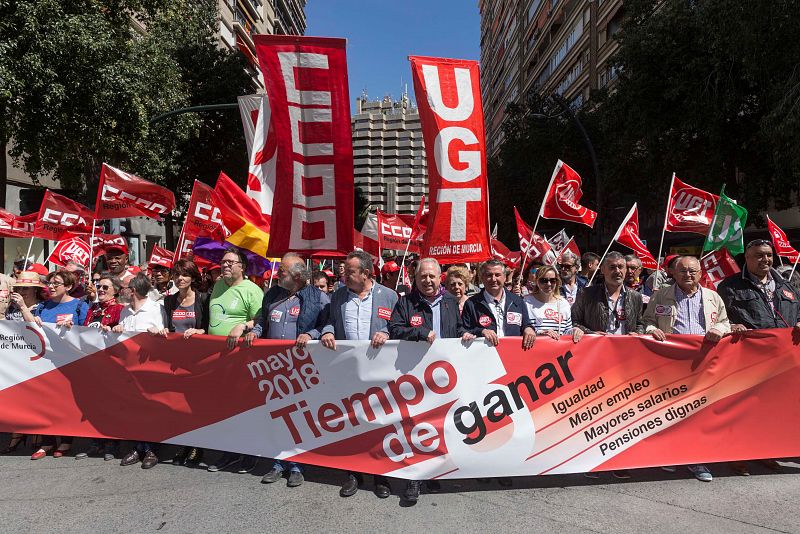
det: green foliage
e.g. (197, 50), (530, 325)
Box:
(490, 0), (800, 246)
(0, 0), (251, 209)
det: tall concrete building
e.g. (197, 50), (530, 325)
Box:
(218, 0), (307, 86)
(352, 93), (427, 215)
(479, 0), (624, 154)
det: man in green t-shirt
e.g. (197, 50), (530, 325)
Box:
(206, 247), (263, 474)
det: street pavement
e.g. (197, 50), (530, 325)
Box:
(1, 440), (799, 533)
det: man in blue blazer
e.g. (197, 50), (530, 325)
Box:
(462, 259), (536, 349)
(320, 250), (397, 499)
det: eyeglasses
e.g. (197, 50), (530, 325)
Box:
(557, 263), (575, 269)
(46, 281), (64, 287)
(746, 239), (772, 249)
(220, 260), (242, 267)
(538, 278), (558, 285)
(675, 269), (701, 276)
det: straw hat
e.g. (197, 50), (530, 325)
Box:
(13, 271), (45, 288)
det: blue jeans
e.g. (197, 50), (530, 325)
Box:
(272, 460), (302, 473)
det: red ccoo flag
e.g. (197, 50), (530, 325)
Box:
(540, 160), (598, 228)
(35, 191), (95, 241)
(0, 209), (36, 238)
(614, 204), (658, 269)
(148, 246), (174, 269)
(766, 216), (799, 262)
(514, 207), (555, 264)
(556, 236), (581, 263)
(95, 163), (175, 220)
(491, 238), (520, 269)
(700, 248), (740, 290)
(665, 175), (719, 235)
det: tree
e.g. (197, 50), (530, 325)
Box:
(0, 0), (251, 208)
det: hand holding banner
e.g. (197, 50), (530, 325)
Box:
(95, 164), (175, 221)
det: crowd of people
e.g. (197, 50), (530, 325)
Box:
(1, 238), (799, 503)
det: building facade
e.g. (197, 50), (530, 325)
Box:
(218, 0), (307, 87)
(352, 93), (427, 215)
(479, 0), (624, 155)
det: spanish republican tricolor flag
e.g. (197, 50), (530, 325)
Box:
(211, 172), (271, 258)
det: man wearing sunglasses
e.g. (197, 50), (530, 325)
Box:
(558, 251), (585, 305)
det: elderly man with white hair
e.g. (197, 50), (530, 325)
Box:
(388, 257), (467, 503)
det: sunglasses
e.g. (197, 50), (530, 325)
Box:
(538, 278), (558, 285)
(97, 284), (113, 290)
(557, 263), (575, 269)
(746, 239), (772, 249)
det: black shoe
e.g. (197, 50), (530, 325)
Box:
(261, 467), (283, 484)
(141, 451), (158, 469)
(340, 474), (359, 497)
(237, 455), (258, 474)
(287, 470), (304, 487)
(171, 447), (188, 466)
(75, 444), (101, 460)
(374, 476), (391, 499)
(120, 450), (140, 466)
(207, 452), (241, 472)
(403, 480), (421, 502)
(184, 448), (203, 468)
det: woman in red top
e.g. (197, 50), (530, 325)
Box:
(83, 274), (124, 330)
(76, 273), (124, 462)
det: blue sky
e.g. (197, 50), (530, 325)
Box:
(305, 1), (480, 109)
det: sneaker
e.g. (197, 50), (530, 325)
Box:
(207, 452), (241, 472)
(261, 467), (283, 484)
(612, 470), (632, 479)
(660, 466), (677, 473)
(688, 465), (712, 482)
(184, 448), (203, 468)
(287, 470), (304, 487)
(403, 480), (421, 502)
(237, 455), (259, 474)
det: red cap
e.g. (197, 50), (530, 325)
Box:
(29, 263), (48, 276)
(323, 269), (334, 278)
(662, 254), (680, 270)
(381, 261), (400, 274)
(209, 264), (221, 272)
(104, 243), (129, 255)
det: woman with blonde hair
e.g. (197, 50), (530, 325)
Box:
(445, 265), (471, 314)
(523, 265), (573, 339)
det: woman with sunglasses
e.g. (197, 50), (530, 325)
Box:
(25, 270), (89, 460)
(84, 274), (124, 330)
(150, 259), (209, 467)
(523, 265), (573, 339)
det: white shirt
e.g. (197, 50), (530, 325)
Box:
(524, 294), (573, 335)
(119, 298), (166, 332)
(483, 290), (507, 338)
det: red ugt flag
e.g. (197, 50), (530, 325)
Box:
(614, 204), (658, 269)
(766, 215), (799, 262)
(47, 235), (92, 268)
(95, 163), (175, 220)
(254, 36), (354, 256)
(540, 160), (597, 228)
(410, 55), (492, 263)
(665, 175), (719, 235)
(35, 191), (95, 241)
(514, 207), (554, 263)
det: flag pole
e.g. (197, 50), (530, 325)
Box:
(517, 215), (542, 283)
(588, 206), (631, 286)
(24, 236), (35, 268)
(87, 223), (97, 276)
(396, 237), (414, 291)
(790, 252), (800, 281)
(653, 173), (675, 291)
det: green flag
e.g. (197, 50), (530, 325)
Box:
(703, 185), (748, 255)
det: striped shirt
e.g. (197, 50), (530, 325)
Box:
(673, 286), (706, 335)
(523, 294), (573, 335)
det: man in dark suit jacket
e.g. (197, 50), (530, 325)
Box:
(571, 251), (645, 343)
(320, 250), (397, 499)
(388, 257), (465, 503)
(462, 259), (536, 349)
